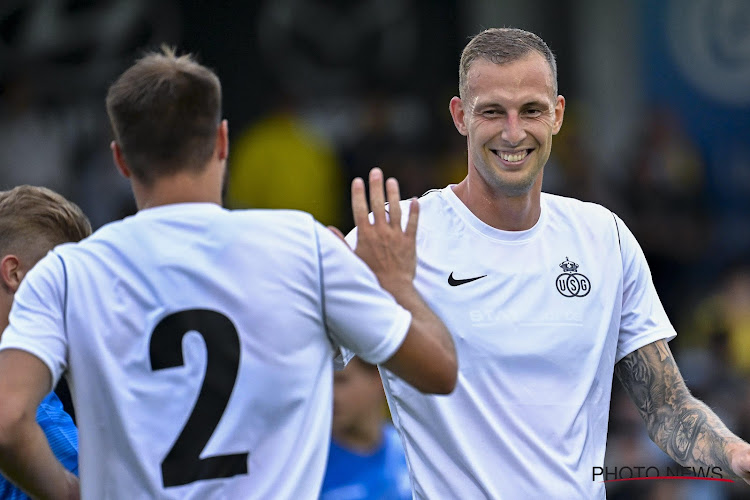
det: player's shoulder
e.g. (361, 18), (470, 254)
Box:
(49, 214), (138, 258)
(390, 186), (451, 226)
(414, 187), (446, 209)
(390, 187), (444, 208)
(542, 192), (618, 229)
(227, 208), (325, 248)
(59, 207), (319, 257)
(229, 207), (316, 228)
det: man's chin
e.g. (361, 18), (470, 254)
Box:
(492, 176), (537, 197)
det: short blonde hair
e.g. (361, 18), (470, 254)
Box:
(0, 185), (92, 265)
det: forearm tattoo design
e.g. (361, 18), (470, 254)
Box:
(614, 340), (741, 474)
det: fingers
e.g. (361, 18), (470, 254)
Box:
(351, 177), (369, 229)
(385, 177), (401, 227)
(368, 168), (387, 225)
(404, 198), (419, 240)
(352, 168), (413, 234)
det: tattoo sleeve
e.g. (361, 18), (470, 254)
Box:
(614, 339), (744, 475)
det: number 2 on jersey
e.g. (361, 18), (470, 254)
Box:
(149, 309), (249, 487)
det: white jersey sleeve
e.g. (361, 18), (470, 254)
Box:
(614, 213), (677, 361)
(0, 250), (68, 386)
(317, 223), (410, 365)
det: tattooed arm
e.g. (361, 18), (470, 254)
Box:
(615, 339), (750, 483)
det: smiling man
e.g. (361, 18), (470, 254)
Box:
(345, 27), (750, 498)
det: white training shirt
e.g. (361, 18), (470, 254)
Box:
(346, 186), (676, 499)
(0, 203), (411, 500)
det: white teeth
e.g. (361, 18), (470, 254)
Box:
(498, 151), (528, 162)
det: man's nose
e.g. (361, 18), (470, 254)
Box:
(501, 113), (526, 145)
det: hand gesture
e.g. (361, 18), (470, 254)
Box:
(351, 167), (419, 291)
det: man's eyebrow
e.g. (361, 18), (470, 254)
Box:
(473, 97), (551, 109)
(472, 100), (505, 110)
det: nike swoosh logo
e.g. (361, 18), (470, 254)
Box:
(448, 272), (487, 286)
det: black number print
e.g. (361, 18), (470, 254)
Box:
(149, 309), (248, 487)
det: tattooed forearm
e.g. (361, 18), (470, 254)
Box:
(615, 339), (744, 475)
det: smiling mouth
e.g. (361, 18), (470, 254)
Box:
(492, 149), (532, 163)
(493, 149), (531, 163)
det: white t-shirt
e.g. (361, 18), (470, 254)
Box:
(0, 203), (411, 500)
(346, 187), (676, 499)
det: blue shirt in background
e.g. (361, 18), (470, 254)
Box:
(0, 391), (78, 499)
(321, 425), (411, 500)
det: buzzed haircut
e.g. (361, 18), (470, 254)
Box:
(0, 185), (92, 266)
(105, 46), (222, 185)
(459, 27), (558, 99)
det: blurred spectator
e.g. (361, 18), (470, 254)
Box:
(619, 106), (710, 315)
(72, 128), (137, 230)
(680, 260), (750, 376)
(337, 91), (438, 229)
(321, 357), (411, 500)
(543, 103), (611, 206)
(225, 99), (345, 228)
(0, 72), (71, 194)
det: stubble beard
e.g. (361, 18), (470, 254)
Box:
(473, 152), (542, 198)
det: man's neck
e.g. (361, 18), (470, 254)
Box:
(332, 422), (383, 454)
(452, 175), (542, 231)
(131, 164), (224, 210)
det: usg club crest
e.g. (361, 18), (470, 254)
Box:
(556, 257), (591, 297)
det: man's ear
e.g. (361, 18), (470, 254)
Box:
(552, 95), (566, 135)
(0, 255), (24, 293)
(217, 119), (229, 161)
(111, 141), (131, 179)
(449, 97), (469, 137)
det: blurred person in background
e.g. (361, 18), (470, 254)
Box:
(321, 356), (411, 500)
(0, 47), (455, 499)
(682, 260), (750, 376)
(0, 185), (90, 499)
(345, 27), (750, 498)
(225, 96), (345, 228)
(0, 73), (71, 195)
(619, 107), (710, 318)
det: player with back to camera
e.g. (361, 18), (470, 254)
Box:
(345, 27), (750, 498)
(0, 185), (89, 499)
(0, 47), (456, 499)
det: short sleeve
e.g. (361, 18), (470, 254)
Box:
(0, 251), (69, 386)
(316, 223), (411, 366)
(615, 214), (677, 362)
